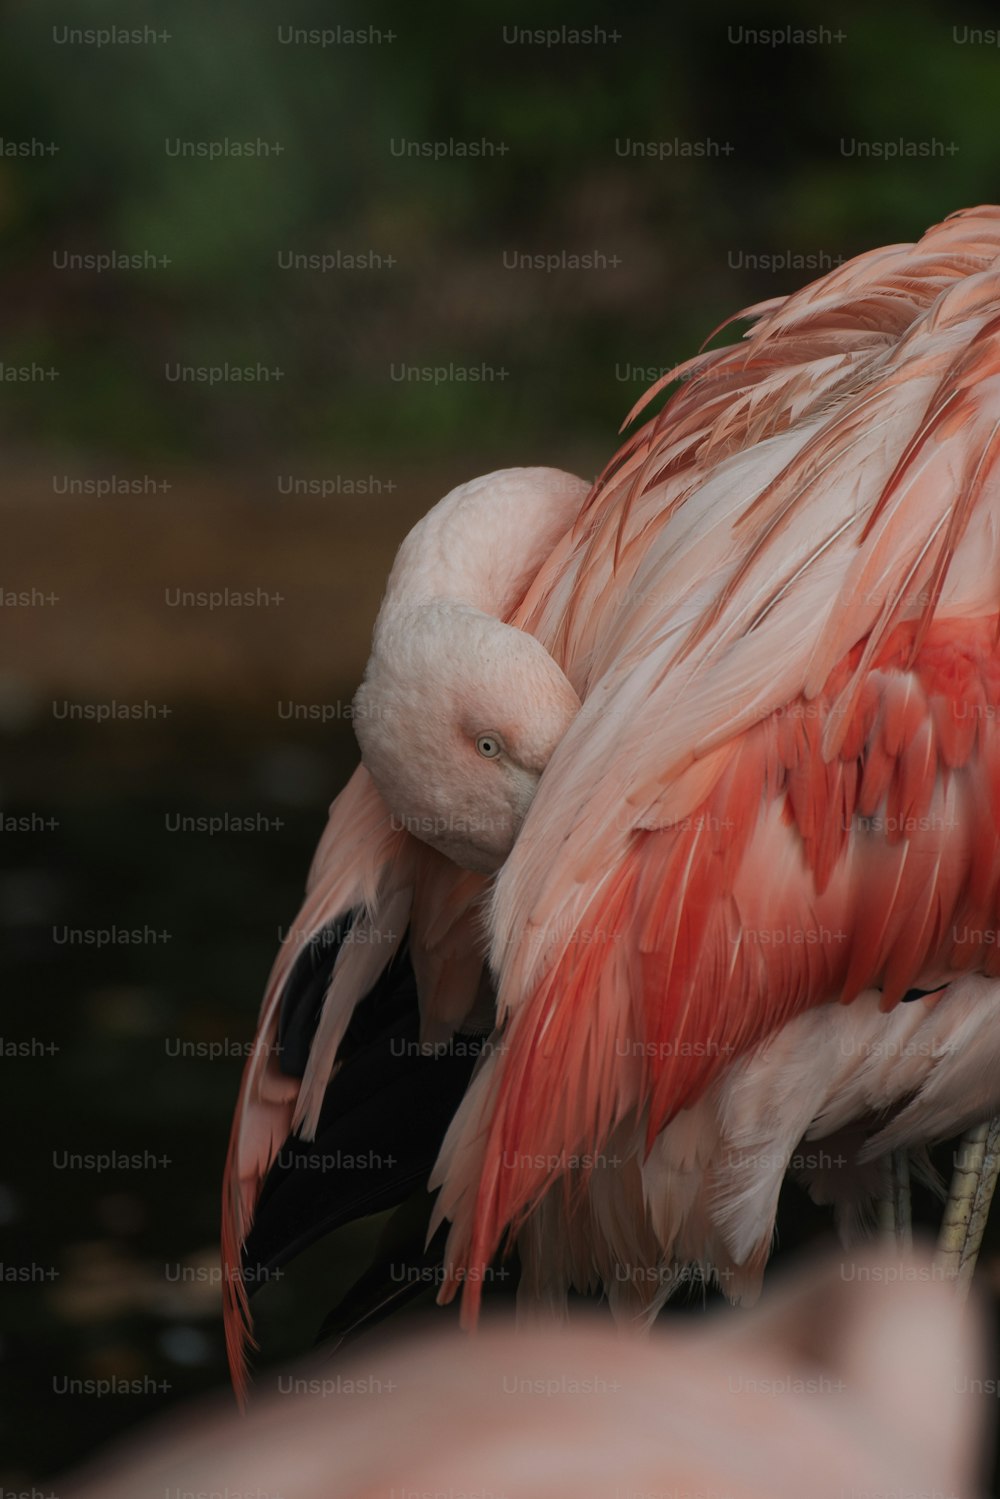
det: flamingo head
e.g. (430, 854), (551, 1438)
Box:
(353, 602), (581, 873)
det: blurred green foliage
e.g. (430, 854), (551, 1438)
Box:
(3, 0), (1000, 465)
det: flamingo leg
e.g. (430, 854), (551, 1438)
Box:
(877, 1149), (912, 1250)
(935, 1117), (1000, 1295)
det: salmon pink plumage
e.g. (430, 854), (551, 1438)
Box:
(223, 206), (1000, 1394)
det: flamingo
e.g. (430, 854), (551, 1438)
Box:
(223, 205), (1000, 1396)
(72, 1251), (986, 1499)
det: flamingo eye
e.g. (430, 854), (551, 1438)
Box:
(476, 733), (502, 759)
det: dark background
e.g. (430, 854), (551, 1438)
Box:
(3, 0), (1000, 1485)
